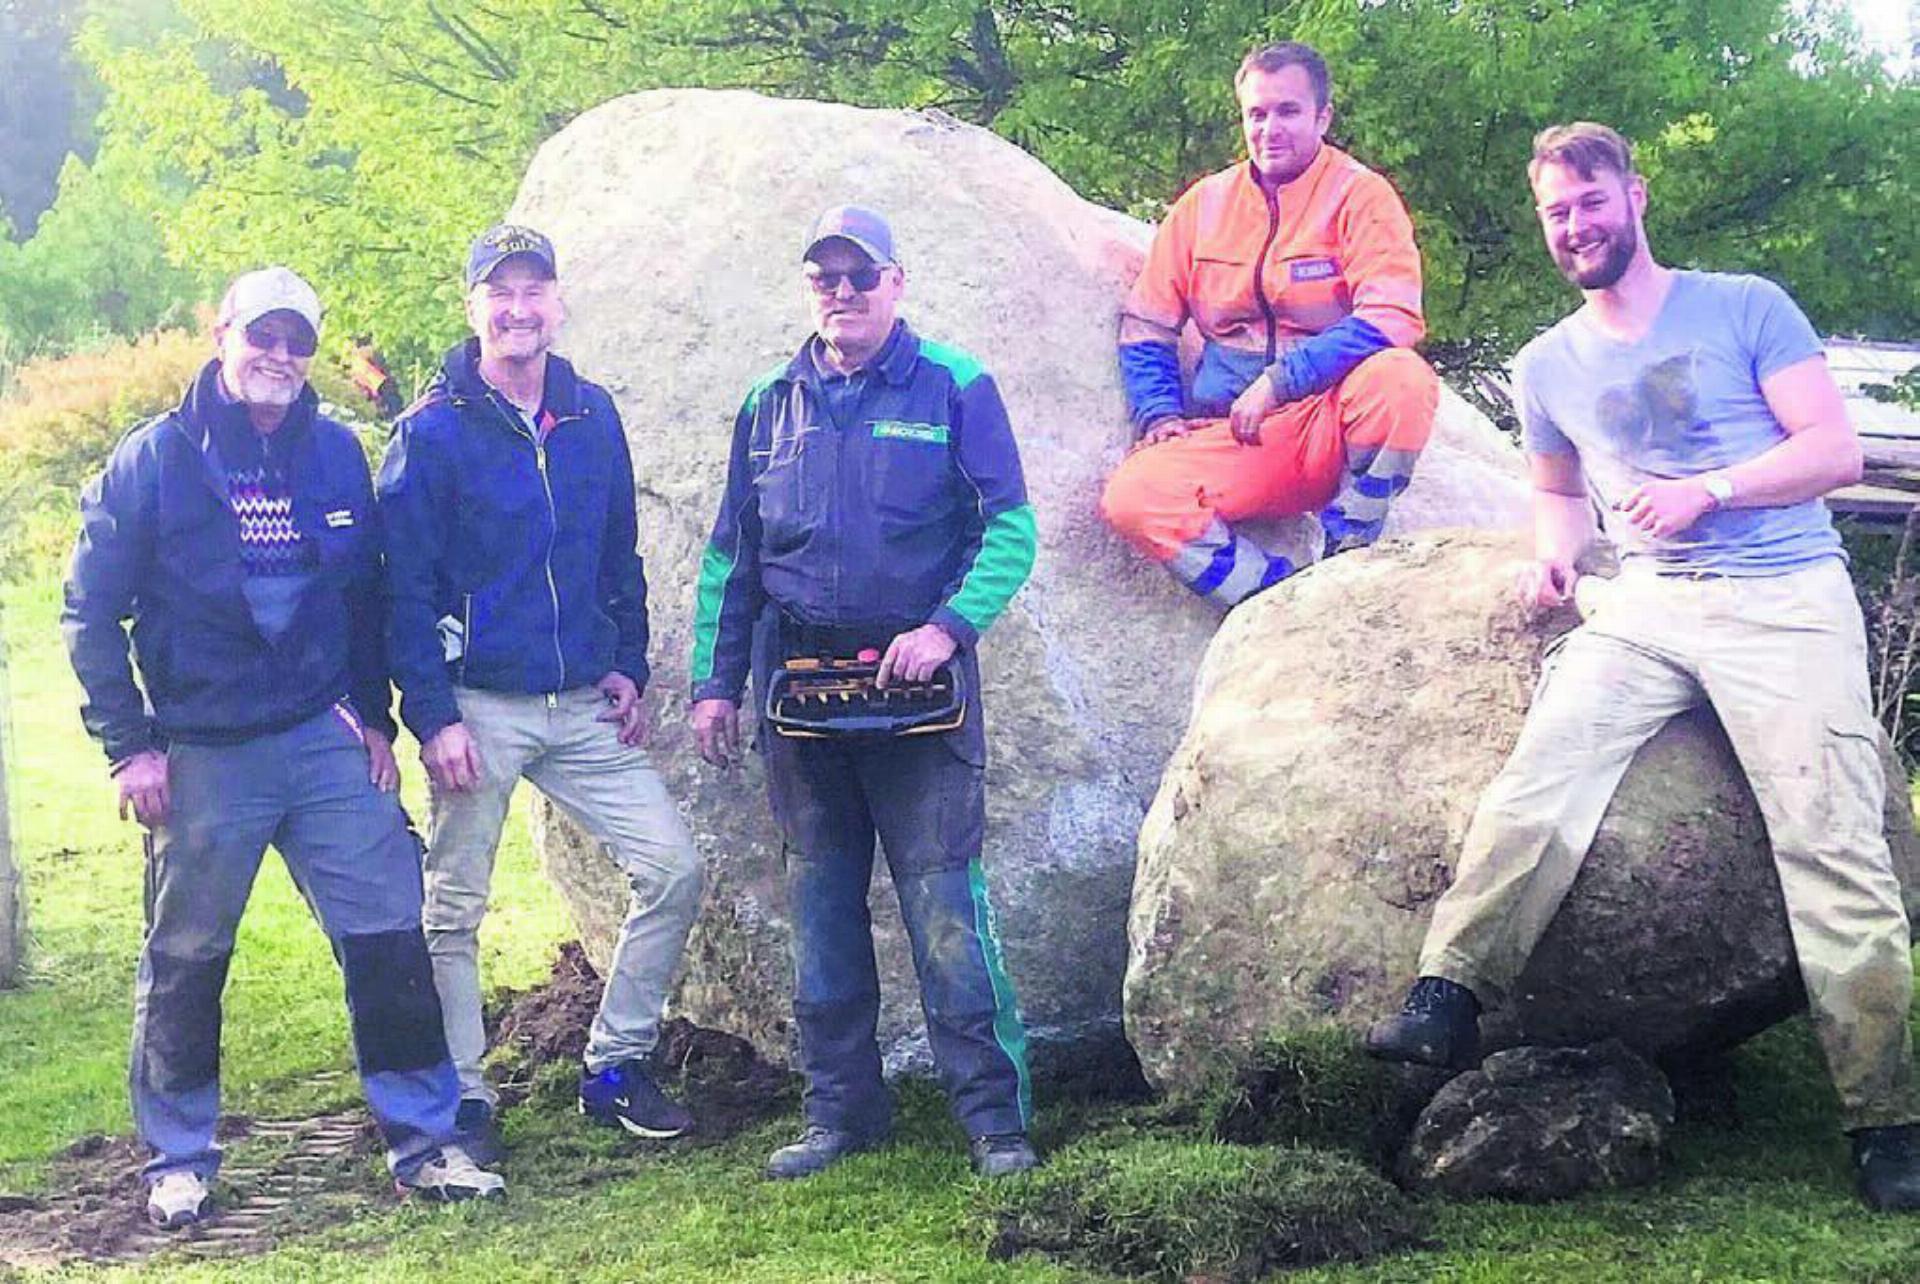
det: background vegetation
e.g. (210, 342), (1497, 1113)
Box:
(0, 0), (1913, 389)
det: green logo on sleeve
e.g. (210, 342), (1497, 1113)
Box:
(871, 420), (950, 444)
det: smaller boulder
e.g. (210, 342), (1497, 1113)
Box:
(1401, 1041), (1674, 1201)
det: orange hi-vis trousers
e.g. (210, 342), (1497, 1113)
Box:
(1100, 348), (1439, 607)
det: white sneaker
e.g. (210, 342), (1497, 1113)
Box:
(396, 1144), (506, 1203)
(146, 1170), (210, 1229)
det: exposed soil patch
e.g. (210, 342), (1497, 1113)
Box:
(0, 1107), (385, 1269)
(489, 940), (796, 1142)
(0, 944), (793, 1268)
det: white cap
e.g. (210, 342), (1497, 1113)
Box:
(217, 266), (322, 335)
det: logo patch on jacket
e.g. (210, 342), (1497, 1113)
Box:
(325, 509), (355, 528)
(1289, 258), (1339, 282)
(871, 421), (950, 445)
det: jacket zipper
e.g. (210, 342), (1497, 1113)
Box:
(1252, 182), (1282, 365)
(459, 592), (473, 683)
(479, 392), (579, 695)
(532, 438), (565, 693)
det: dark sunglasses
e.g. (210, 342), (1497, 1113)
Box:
(804, 264), (886, 295)
(244, 321), (318, 358)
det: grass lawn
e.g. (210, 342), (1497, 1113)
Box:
(3, 540), (1920, 1282)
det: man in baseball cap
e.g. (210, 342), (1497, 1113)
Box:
(379, 223), (704, 1166)
(63, 266), (504, 1228)
(693, 205), (1040, 1181)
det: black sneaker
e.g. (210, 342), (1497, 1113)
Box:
(578, 1060), (693, 1139)
(764, 1124), (889, 1180)
(455, 1097), (505, 1169)
(1364, 976), (1482, 1070)
(969, 1132), (1040, 1178)
(1853, 1124), (1920, 1211)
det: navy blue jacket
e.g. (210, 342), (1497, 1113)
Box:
(377, 340), (650, 743)
(691, 321), (1036, 706)
(62, 360), (395, 763)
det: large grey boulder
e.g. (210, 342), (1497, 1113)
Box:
(1124, 529), (1920, 1096)
(509, 89), (1528, 1076)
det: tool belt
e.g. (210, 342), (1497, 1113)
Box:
(765, 614), (967, 740)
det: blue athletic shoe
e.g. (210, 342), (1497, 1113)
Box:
(578, 1060), (693, 1139)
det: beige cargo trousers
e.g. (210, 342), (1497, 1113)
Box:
(1419, 557), (1919, 1129)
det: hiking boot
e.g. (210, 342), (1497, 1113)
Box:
(455, 1097), (505, 1169)
(578, 1060), (693, 1139)
(764, 1124), (889, 1180)
(969, 1132), (1040, 1178)
(1853, 1124), (1920, 1211)
(396, 1144), (506, 1203)
(1364, 976), (1482, 1070)
(146, 1171), (209, 1229)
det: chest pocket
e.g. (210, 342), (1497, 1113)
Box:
(1189, 245), (1256, 340)
(1272, 253), (1350, 333)
(867, 421), (955, 519)
(754, 389), (830, 540)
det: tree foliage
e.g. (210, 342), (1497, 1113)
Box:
(3, 0), (1911, 385)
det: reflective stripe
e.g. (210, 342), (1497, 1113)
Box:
(690, 543), (735, 685)
(967, 858), (1031, 1127)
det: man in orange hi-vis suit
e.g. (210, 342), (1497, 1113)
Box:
(1102, 40), (1439, 607)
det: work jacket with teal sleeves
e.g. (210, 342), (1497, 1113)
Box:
(378, 341), (652, 744)
(691, 321), (1037, 706)
(62, 360), (395, 763)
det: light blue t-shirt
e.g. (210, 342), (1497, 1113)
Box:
(1515, 270), (1842, 574)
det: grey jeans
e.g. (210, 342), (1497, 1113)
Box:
(423, 686), (702, 1102)
(1420, 560), (1917, 1129)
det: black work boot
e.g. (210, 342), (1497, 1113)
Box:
(1852, 1124), (1920, 1211)
(969, 1132), (1040, 1178)
(1364, 976), (1482, 1070)
(765, 1124), (889, 1180)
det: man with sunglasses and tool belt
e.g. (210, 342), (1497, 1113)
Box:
(1101, 41), (1438, 607)
(690, 206), (1040, 1180)
(379, 225), (703, 1164)
(64, 267), (504, 1230)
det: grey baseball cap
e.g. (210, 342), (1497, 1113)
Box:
(216, 266), (322, 335)
(801, 205), (897, 266)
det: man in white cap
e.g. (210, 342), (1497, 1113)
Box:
(63, 266), (503, 1230)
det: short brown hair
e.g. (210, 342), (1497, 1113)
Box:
(1529, 122), (1636, 183)
(1235, 41), (1330, 110)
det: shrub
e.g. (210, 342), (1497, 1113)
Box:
(0, 325), (381, 577)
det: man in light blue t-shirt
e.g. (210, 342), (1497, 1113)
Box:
(1366, 122), (1920, 1211)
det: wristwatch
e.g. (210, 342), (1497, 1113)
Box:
(1701, 474), (1734, 509)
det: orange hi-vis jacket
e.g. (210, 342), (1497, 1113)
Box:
(1118, 144), (1426, 432)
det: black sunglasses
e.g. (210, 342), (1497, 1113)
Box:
(244, 320), (318, 358)
(804, 264), (886, 294)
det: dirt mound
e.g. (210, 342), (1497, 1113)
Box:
(489, 941), (796, 1140)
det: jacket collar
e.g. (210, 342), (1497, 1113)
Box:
(1240, 140), (1339, 198)
(172, 358), (317, 459)
(785, 320), (919, 390)
(433, 337), (587, 419)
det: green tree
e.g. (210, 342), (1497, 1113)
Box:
(9, 0), (1912, 379)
